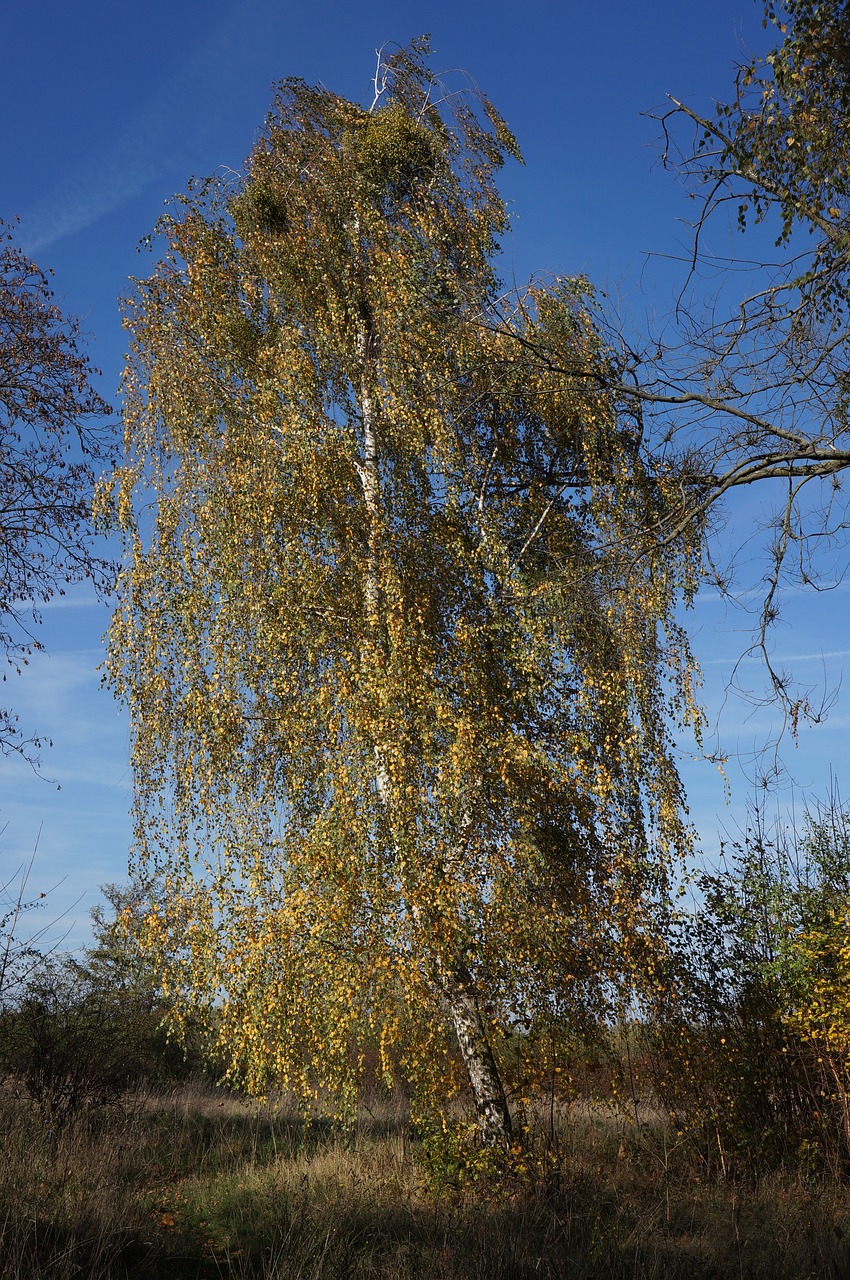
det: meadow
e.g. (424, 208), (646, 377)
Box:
(3, 1077), (850, 1280)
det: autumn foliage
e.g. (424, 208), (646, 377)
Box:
(97, 41), (705, 1143)
(0, 219), (113, 760)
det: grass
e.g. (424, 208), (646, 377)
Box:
(2, 1080), (850, 1278)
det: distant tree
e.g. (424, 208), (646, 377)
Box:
(99, 41), (703, 1147)
(0, 219), (113, 762)
(0, 880), (211, 1125)
(84, 880), (210, 1079)
(86, 880), (166, 1013)
(0, 954), (133, 1125)
(0, 948), (198, 1126)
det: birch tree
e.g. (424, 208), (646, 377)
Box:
(99, 41), (703, 1147)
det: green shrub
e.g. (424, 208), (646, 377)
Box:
(647, 794), (850, 1174)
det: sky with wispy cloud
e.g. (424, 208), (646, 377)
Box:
(17, 0), (277, 255)
(4, 0), (848, 948)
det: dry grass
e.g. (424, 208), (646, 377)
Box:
(1, 1080), (850, 1278)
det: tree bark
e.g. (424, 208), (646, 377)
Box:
(442, 963), (513, 1149)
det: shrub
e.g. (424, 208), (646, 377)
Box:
(0, 952), (208, 1126)
(647, 793), (850, 1174)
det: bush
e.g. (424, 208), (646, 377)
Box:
(0, 953), (208, 1126)
(647, 794), (850, 1175)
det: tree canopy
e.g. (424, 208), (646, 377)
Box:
(99, 40), (704, 1144)
(0, 220), (113, 761)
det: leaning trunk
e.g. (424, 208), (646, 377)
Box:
(353, 265), (510, 1151)
(443, 964), (513, 1149)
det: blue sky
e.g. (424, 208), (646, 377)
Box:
(4, 0), (848, 949)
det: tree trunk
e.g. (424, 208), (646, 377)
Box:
(443, 963), (513, 1149)
(352, 271), (511, 1152)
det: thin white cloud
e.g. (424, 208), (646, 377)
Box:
(700, 648), (850, 667)
(698, 713), (850, 738)
(20, 0), (270, 254)
(1, 646), (127, 777)
(3, 647), (104, 706)
(0, 639), (132, 953)
(19, 591), (108, 612)
(696, 578), (850, 606)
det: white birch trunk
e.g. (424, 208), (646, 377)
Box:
(354, 309), (392, 807)
(353, 288), (511, 1150)
(442, 964), (513, 1149)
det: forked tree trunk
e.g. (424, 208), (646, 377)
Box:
(443, 964), (513, 1149)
